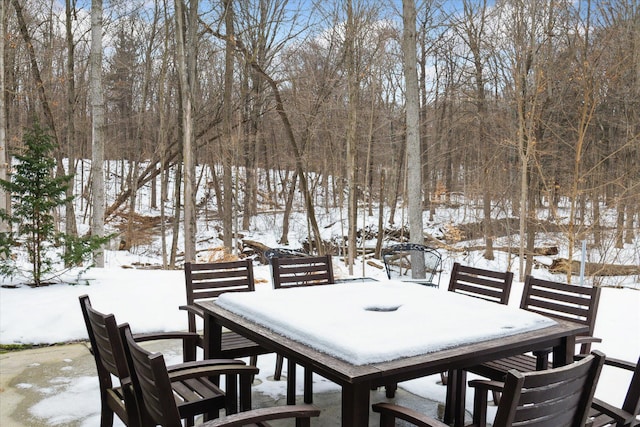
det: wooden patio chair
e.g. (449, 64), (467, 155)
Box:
(79, 295), (242, 427)
(268, 254), (335, 401)
(447, 262), (514, 304)
(466, 275), (602, 405)
(121, 323), (320, 427)
(441, 263), (514, 389)
(181, 260), (269, 364)
(584, 353), (640, 427)
(373, 351), (605, 427)
(382, 243), (442, 287)
(270, 254), (335, 289)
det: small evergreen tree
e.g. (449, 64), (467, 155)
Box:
(0, 123), (108, 286)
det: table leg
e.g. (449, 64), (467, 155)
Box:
(444, 368), (467, 427)
(202, 313), (222, 360)
(341, 382), (371, 427)
(287, 358), (297, 405)
(553, 334), (576, 367)
(303, 366), (313, 404)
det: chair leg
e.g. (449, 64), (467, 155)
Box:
(274, 354), (284, 380)
(286, 358), (297, 405)
(249, 355), (258, 383)
(472, 385), (489, 427)
(492, 390), (501, 406)
(385, 383), (397, 398)
(440, 370), (448, 385)
(303, 366), (313, 403)
(100, 404), (114, 427)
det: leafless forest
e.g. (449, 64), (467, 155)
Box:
(0, 0), (638, 276)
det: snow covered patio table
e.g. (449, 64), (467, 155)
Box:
(197, 280), (590, 427)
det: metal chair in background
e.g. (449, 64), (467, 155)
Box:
(382, 243), (442, 287)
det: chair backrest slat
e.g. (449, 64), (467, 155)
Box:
(271, 255), (334, 289)
(494, 351), (605, 427)
(448, 263), (513, 305)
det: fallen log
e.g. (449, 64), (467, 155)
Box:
(242, 239), (272, 263)
(463, 246), (559, 256)
(549, 258), (640, 276)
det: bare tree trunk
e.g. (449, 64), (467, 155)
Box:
(170, 163), (182, 267)
(345, 0), (358, 274)
(374, 169), (385, 258)
(517, 133), (529, 281)
(222, 0), (235, 250)
(279, 171), (298, 246)
(403, 0), (423, 245)
(615, 201), (625, 249)
(388, 129), (406, 226)
(403, 0), (425, 277)
(90, 0), (105, 267)
(158, 2), (171, 268)
(175, 0), (197, 262)
(64, 0), (78, 263)
(0, 0), (8, 234)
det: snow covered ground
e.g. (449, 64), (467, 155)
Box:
(1, 251), (638, 426)
(1, 163), (638, 424)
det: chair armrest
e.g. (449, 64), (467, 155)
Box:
(469, 379), (506, 393)
(179, 304), (204, 318)
(372, 403), (448, 427)
(167, 359), (246, 373)
(131, 331), (199, 362)
(602, 357), (637, 371)
(201, 405), (320, 427)
(167, 364), (259, 383)
(575, 354), (636, 371)
(591, 397), (637, 426)
(132, 331), (199, 343)
(576, 336), (602, 345)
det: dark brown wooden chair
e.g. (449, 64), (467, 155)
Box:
(80, 294), (147, 427)
(373, 351), (605, 427)
(464, 275), (602, 407)
(268, 254), (335, 401)
(181, 260), (269, 364)
(270, 254), (334, 289)
(586, 354), (640, 427)
(122, 323), (320, 427)
(447, 262), (514, 304)
(441, 263), (514, 390)
(79, 295), (242, 427)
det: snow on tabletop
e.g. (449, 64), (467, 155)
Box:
(216, 280), (556, 365)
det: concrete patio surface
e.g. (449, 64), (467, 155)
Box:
(1, 342), (451, 426)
